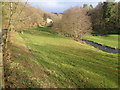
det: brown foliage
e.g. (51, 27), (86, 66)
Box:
(53, 7), (92, 38)
(2, 2), (62, 31)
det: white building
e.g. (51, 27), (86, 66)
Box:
(46, 18), (53, 23)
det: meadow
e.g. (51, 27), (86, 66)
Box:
(83, 35), (120, 49)
(8, 27), (118, 88)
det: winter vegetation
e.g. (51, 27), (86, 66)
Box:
(52, 7), (92, 39)
(53, 1), (120, 38)
(1, 0), (119, 88)
(2, 2), (62, 31)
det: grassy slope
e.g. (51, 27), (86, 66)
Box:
(9, 28), (118, 88)
(83, 35), (120, 49)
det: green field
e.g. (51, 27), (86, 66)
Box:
(8, 27), (118, 88)
(83, 35), (120, 49)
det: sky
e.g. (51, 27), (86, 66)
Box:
(27, 0), (120, 13)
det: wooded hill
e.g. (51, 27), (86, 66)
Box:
(2, 2), (62, 31)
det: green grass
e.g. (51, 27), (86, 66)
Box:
(83, 35), (120, 49)
(9, 27), (118, 88)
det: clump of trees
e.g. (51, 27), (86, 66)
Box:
(53, 7), (92, 39)
(53, 0), (120, 38)
(90, 1), (119, 35)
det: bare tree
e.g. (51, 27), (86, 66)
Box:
(53, 7), (92, 39)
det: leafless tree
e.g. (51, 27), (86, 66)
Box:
(53, 7), (92, 39)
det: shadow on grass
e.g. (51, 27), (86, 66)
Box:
(10, 33), (118, 87)
(34, 27), (58, 34)
(23, 27), (67, 39)
(28, 43), (118, 88)
(91, 29), (120, 36)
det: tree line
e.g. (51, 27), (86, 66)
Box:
(52, 0), (120, 39)
(90, 1), (120, 35)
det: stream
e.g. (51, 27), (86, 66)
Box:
(81, 40), (120, 54)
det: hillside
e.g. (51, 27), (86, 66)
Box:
(2, 2), (62, 31)
(4, 27), (118, 88)
(2, 1), (119, 89)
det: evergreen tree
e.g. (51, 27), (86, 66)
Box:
(102, 0), (117, 31)
(90, 1), (119, 35)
